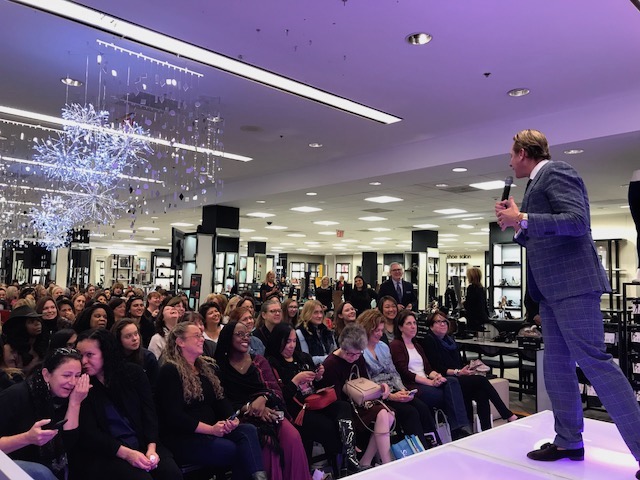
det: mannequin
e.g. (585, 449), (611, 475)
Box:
(630, 170), (640, 283)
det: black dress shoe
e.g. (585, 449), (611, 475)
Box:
(527, 443), (584, 462)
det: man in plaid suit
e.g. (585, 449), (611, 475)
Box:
(496, 129), (640, 476)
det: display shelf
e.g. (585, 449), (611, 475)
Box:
(213, 252), (237, 293)
(335, 263), (350, 282)
(152, 250), (174, 291)
(489, 222), (524, 320)
(596, 239), (625, 316)
(111, 255), (134, 285)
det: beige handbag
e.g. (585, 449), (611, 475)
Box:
(343, 364), (382, 406)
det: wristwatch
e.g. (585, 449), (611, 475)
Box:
(454, 369), (459, 376)
(518, 213), (529, 229)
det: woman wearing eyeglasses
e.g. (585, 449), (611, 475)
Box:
(421, 311), (517, 430)
(155, 322), (266, 480)
(319, 324), (395, 468)
(215, 321), (310, 480)
(252, 298), (282, 347)
(0, 348), (90, 480)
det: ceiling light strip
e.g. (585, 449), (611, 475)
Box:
(10, 0), (402, 125)
(0, 105), (252, 162)
(96, 40), (204, 77)
(1, 155), (164, 184)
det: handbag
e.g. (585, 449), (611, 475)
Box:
(391, 434), (425, 459)
(434, 408), (452, 444)
(293, 386), (338, 426)
(343, 364), (382, 406)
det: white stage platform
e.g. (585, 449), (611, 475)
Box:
(350, 410), (638, 479)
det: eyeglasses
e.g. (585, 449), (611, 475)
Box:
(391, 268), (403, 272)
(343, 350), (363, 358)
(434, 319), (449, 326)
(233, 332), (252, 339)
(267, 309), (282, 315)
(52, 347), (81, 356)
(183, 333), (205, 340)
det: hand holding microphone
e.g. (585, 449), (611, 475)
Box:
(495, 176), (521, 230)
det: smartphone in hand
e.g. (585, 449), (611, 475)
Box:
(43, 419), (68, 430)
(408, 389), (418, 396)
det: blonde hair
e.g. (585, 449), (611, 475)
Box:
(466, 267), (483, 287)
(356, 309), (385, 337)
(224, 296), (241, 316)
(512, 129), (551, 161)
(300, 299), (323, 332)
(163, 322), (224, 404)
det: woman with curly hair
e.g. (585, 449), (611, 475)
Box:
(155, 322), (266, 479)
(75, 329), (181, 480)
(73, 303), (115, 334)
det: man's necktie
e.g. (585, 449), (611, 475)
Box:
(396, 282), (402, 299)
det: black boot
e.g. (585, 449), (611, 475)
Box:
(337, 419), (360, 473)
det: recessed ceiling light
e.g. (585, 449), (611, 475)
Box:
(170, 222), (195, 227)
(507, 88), (530, 97)
(305, 242), (320, 245)
(368, 227), (391, 232)
(251, 236), (268, 240)
(306, 192), (318, 196)
(271, 247), (283, 251)
(256, 200), (266, 204)
(464, 241), (482, 245)
(370, 241), (386, 245)
(89, 233), (106, 237)
(333, 246), (348, 249)
(458, 224), (474, 229)
(117, 229), (134, 233)
(374, 237), (392, 241)
(280, 242), (295, 246)
(60, 77), (83, 87)
(470, 180), (512, 191)
(314, 221), (339, 226)
(287, 233), (306, 238)
(318, 231), (337, 235)
(309, 143), (323, 148)
(452, 167), (467, 173)
(357, 245), (373, 249)
(461, 216), (484, 221)
(481, 227), (490, 232)
(564, 149), (584, 155)
(265, 225), (287, 230)
(144, 237), (160, 241)
(365, 196), (403, 204)
(296, 248), (310, 252)
(138, 226), (159, 231)
(405, 32), (433, 45)
(238, 228), (255, 233)
(469, 231), (489, 236)
(369, 181), (382, 186)
(413, 223), (439, 229)
(342, 239), (359, 243)
(121, 239), (138, 243)
(359, 216), (387, 221)
(290, 206), (322, 213)
(434, 208), (467, 215)
(151, 216), (159, 219)
(246, 212), (275, 218)
(439, 238), (458, 243)
(439, 233), (459, 237)
(620, 205), (630, 209)
(436, 183), (449, 188)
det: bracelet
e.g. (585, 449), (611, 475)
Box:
(454, 369), (459, 376)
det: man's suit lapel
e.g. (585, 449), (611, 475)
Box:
(522, 167), (545, 212)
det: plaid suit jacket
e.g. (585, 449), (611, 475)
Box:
(516, 161), (610, 302)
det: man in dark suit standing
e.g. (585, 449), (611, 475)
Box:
(496, 129), (640, 474)
(377, 262), (417, 310)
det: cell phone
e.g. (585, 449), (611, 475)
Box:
(228, 409), (241, 421)
(273, 411), (285, 421)
(408, 389), (418, 396)
(43, 419), (68, 430)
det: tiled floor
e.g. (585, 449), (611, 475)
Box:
(350, 410), (638, 480)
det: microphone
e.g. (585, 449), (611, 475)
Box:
(501, 176), (513, 201)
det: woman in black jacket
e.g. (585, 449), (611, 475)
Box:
(75, 329), (181, 480)
(295, 300), (336, 366)
(346, 275), (377, 315)
(463, 267), (490, 332)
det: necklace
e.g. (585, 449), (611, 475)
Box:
(230, 356), (251, 372)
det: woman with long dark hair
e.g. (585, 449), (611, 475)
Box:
(377, 296), (398, 345)
(0, 347), (90, 480)
(148, 299), (181, 360)
(332, 301), (357, 345)
(2, 306), (49, 377)
(75, 329), (181, 480)
(265, 323), (360, 473)
(113, 319), (158, 388)
(35, 296), (60, 337)
(214, 321), (310, 480)
(346, 275), (377, 315)
(155, 322), (266, 480)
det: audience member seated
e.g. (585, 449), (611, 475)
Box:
(148, 299), (181, 360)
(390, 310), (472, 440)
(182, 311), (217, 358)
(0, 347), (89, 480)
(113, 319), (159, 388)
(75, 329), (182, 480)
(281, 298), (300, 327)
(47, 329), (77, 353)
(228, 307), (265, 356)
(108, 298), (127, 328)
(155, 322), (266, 480)
(296, 300), (336, 365)
(35, 297), (60, 337)
(377, 296), (398, 345)
(2, 306), (49, 378)
(55, 298), (76, 330)
(199, 302), (223, 343)
(252, 298), (282, 346)
(265, 323), (360, 473)
(421, 311), (517, 430)
(319, 324), (395, 468)
(73, 303), (115, 334)
(214, 321), (310, 480)
(357, 309), (441, 448)
(332, 301), (357, 346)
